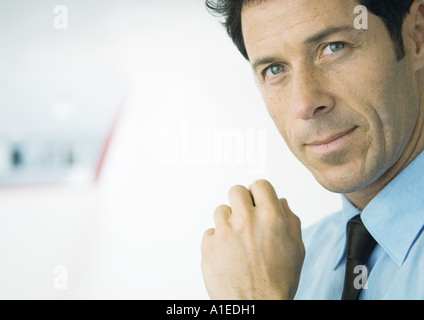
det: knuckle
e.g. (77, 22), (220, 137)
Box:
(202, 228), (214, 240)
(214, 208), (230, 228)
(228, 184), (247, 198)
(250, 179), (271, 189)
(213, 204), (231, 222)
(214, 204), (230, 215)
(201, 228), (214, 253)
(294, 214), (302, 226)
(287, 209), (299, 221)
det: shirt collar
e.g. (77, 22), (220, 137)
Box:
(332, 195), (361, 269)
(333, 151), (424, 269)
(361, 151), (424, 266)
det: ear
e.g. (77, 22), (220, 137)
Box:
(404, 0), (424, 70)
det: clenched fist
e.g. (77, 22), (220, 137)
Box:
(201, 179), (305, 300)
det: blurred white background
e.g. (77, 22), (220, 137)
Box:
(0, 0), (341, 299)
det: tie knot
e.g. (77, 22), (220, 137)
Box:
(346, 215), (377, 262)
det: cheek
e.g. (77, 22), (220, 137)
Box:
(329, 53), (410, 137)
(263, 95), (302, 157)
(264, 95), (293, 139)
(363, 64), (418, 156)
(263, 92), (284, 128)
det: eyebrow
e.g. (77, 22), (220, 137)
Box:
(305, 25), (356, 44)
(251, 25), (357, 72)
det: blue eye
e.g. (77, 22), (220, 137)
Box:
(329, 42), (345, 52)
(266, 64), (286, 76)
(322, 42), (346, 56)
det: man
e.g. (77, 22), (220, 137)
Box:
(201, 0), (424, 299)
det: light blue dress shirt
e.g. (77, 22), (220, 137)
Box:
(295, 151), (424, 300)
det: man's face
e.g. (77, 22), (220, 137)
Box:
(242, 0), (420, 193)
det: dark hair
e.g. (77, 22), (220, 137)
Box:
(206, 0), (415, 61)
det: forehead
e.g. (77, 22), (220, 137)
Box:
(241, 0), (360, 57)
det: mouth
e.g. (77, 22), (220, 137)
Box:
(306, 127), (358, 154)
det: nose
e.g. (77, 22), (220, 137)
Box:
(290, 68), (334, 120)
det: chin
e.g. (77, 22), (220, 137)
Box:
(312, 166), (377, 195)
(319, 181), (364, 194)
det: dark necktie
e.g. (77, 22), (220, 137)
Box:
(341, 215), (377, 300)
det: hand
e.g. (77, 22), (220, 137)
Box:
(201, 179), (305, 300)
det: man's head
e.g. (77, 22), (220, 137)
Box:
(207, 0), (424, 206)
(206, 0), (414, 61)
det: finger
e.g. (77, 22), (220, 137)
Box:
(203, 228), (215, 238)
(228, 185), (255, 213)
(279, 198), (303, 246)
(214, 204), (231, 227)
(249, 179), (283, 212)
(201, 228), (215, 254)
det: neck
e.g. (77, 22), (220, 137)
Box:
(345, 72), (424, 210)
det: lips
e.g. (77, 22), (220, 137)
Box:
(306, 127), (357, 154)
(308, 127), (357, 146)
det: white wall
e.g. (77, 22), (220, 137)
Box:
(0, 0), (341, 299)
